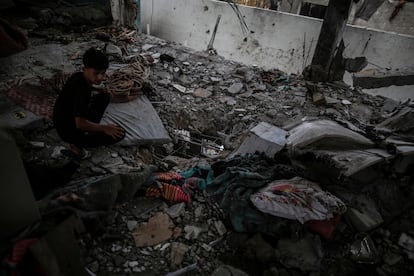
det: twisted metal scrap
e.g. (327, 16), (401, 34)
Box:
(106, 55), (151, 103)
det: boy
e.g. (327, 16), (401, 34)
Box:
(53, 47), (125, 159)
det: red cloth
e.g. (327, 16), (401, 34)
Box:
(2, 239), (47, 276)
(307, 213), (341, 240)
(5, 239), (38, 266)
(146, 182), (190, 203)
(154, 171), (184, 182)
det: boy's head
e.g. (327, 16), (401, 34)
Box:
(82, 47), (109, 85)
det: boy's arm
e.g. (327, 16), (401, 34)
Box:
(75, 117), (124, 139)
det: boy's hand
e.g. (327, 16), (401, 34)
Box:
(103, 124), (125, 139)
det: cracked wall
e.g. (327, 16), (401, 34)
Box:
(141, 0), (414, 101)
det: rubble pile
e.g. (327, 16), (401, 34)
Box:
(1, 12), (414, 276)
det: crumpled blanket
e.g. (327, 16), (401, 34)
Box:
(206, 153), (302, 233)
(250, 177), (347, 224)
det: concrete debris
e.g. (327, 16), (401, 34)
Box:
(1, 17), (414, 276)
(194, 88), (212, 98)
(229, 122), (287, 158)
(166, 202), (186, 219)
(322, 148), (393, 178)
(347, 207), (384, 232)
(170, 242), (189, 267)
(132, 212), (175, 247)
(377, 107), (414, 135)
(127, 220), (138, 231)
(353, 68), (414, 88)
(227, 82), (244, 94)
(276, 236), (320, 272)
(325, 96), (341, 106)
(183, 225), (204, 240)
(213, 220), (227, 236)
(286, 119), (374, 152)
(243, 234), (277, 263)
(312, 91), (326, 106)
(29, 215), (88, 276)
(172, 84), (187, 93)
(105, 43), (123, 58)
(350, 236), (380, 264)
(382, 98), (400, 113)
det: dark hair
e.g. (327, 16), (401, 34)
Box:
(83, 47), (109, 70)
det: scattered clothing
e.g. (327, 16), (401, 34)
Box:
(206, 153), (302, 233)
(154, 171), (184, 183)
(180, 165), (214, 194)
(250, 177), (347, 224)
(146, 182), (190, 203)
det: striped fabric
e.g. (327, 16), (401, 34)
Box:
(154, 171), (184, 183)
(146, 182), (190, 203)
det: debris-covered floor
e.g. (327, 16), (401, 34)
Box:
(1, 5), (414, 276)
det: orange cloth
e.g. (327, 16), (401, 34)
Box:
(146, 182), (189, 203)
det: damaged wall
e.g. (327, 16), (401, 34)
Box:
(141, 0), (414, 101)
(278, 0), (414, 37)
(142, 0), (320, 75)
(350, 1), (414, 37)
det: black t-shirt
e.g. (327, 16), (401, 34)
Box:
(53, 72), (91, 133)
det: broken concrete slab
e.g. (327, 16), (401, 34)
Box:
(353, 68), (414, 89)
(326, 148), (393, 178)
(347, 207), (383, 233)
(77, 174), (122, 211)
(286, 119), (374, 153)
(110, 164), (152, 202)
(132, 212), (175, 247)
(227, 82), (244, 94)
(337, 194), (384, 232)
(229, 122), (287, 159)
(392, 145), (414, 174)
(0, 43), (78, 81)
(166, 203), (186, 219)
(242, 234), (277, 263)
(377, 107), (414, 135)
(30, 215), (88, 276)
(130, 197), (165, 220)
(398, 233), (414, 260)
(288, 148), (395, 185)
(170, 242), (189, 267)
(183, 225), (204, 240)
(312, 92), (326, 106)
(350, 235), (380, 264)
(276, 235), (320, 272)
(382, 98), (400, 113)
(0, 129), (40, 248)
(101, 95), (171, 146)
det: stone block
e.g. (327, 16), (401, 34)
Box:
(229, 122), (287, 159)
